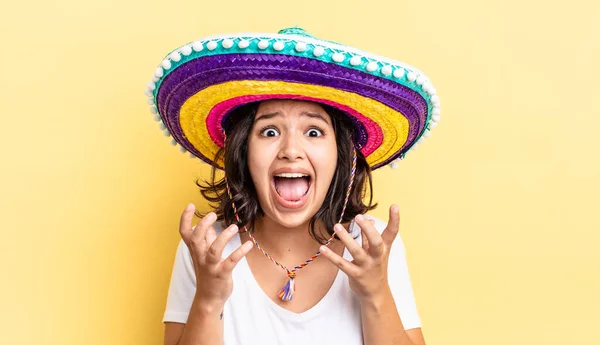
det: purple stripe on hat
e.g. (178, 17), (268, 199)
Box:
(156, 54), (428, 167)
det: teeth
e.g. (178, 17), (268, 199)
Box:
(274, 173), (309, 178)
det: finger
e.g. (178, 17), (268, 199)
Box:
(220, 240), (254, 274)
(206, 224), (239, 265)
(205, 226), (217, 247)
(381, 205), (400, 246)
(192, 225), (218, 266)
(179, 203), (196, 242)
(319, 245), (361, 277)
(355, 214), (384, 257)
(190, 212), (217, 245)
(361, 229), (370, 252)
(333, 223), (369, 264)
(362, 219), (374, 251)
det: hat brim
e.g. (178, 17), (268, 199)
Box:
(147, 33), (439, 169)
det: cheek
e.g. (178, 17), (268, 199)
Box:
(311, 140), (338, 182)
(247, 139), (274, 187)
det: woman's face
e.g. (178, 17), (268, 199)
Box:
(247, 99), (338, 229)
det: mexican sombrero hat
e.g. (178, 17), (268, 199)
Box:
(144, 27), (441, 170)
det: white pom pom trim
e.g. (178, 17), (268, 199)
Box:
(258, 40), (269, 50)
(313, 46), (325, 57)
(273, 41), (285, 51)
(155, 67), (164, 78)
(423, 82), (436, 95)
(179, 146), (187, 153)
(430, 121), (438, 129)
(407, 71), (417, 82)
(222, 39), (233, 49)
(332, 53), (344, 62)
(207, 41), (218, 50)
(189, 152), (196, 159)
(169, 51), (181, 62)
(161, 59), (172, 70)
(295, 42), (307, 52)
(170, 138), (178, 146)
(393, 68), (405, 79)
(416, 75), (426, 85)
(366, 62), (378, 72)
(163, 130), (171, 137)
(159, 122), (166, 130)
(238, 40), (250, 49)
(147, 82), (156, 91)
(350, 56), (362, 66)
(390, 160), (399, 169)
(192, 41), (204, 52)
(146, 98), (154, 105)
(381, 65), (392, 76)
(149, 106), (158, 114)
(432, 115), (441, 122)
(432, 108), (441, 116)
(144, 89), (153, 97)
(153, 114), (161, 122)
(180, 45), (193, 56)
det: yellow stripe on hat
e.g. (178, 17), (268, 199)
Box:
(179, 80), (409, 167)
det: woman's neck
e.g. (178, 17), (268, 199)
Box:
(246, 216), (329, 259)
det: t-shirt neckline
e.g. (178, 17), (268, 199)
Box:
(233, 220), (356, 322)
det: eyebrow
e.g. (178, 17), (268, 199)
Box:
(254, 111), (331, 125)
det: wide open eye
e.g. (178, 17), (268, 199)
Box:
(305, 128), (323, 137)
(260, 127), (280, 137)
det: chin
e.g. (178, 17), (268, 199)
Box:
(272, 217), (308, 229)
(265, 209), (316, 229)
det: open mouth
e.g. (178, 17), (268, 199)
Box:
(272, 172), (312, 205)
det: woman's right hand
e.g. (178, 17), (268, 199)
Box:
(179, 203), (254, 308)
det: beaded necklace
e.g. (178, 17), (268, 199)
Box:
(223, 134), (357, 301)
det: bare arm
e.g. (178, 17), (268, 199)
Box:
(171, 299), (225, 345)
(163, 322), (184, 345)
(360, 287), (426, 345)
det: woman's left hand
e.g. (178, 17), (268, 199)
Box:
(319, 204), (400, 301)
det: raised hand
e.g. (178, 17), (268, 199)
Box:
(319, 205), (400, 301)
(179, 203), (254, 307)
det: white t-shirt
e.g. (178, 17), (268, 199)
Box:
(163, 215), (421, 345)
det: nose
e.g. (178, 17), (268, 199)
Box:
(277, 132), (305, 161)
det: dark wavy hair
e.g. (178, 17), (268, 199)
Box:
(195, 101), (377, 244)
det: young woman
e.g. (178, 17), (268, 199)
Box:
(145, 27), (440, 345)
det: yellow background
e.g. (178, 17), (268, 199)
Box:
(1, 0), (598, 344)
